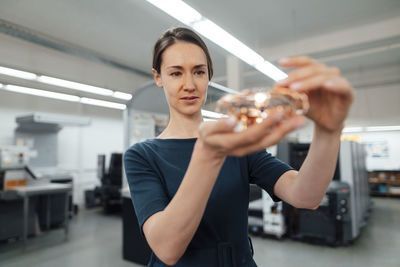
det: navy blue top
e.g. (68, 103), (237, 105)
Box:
(124, 138), (292, 267)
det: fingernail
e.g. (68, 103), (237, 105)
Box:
(234, 121), (243, 132)
(279, 57), (290, 64)
(277, 78), (288, 85)
(226, 116), (237, 127)
(325, 80), (334, 87)
(290, 82), (302, 90)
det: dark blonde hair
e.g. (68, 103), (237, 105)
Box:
(152, 27), (213, 79)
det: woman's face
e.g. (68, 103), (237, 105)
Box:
(153, 41), (209, 118)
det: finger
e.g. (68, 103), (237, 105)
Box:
(324, 76), (353, 97)
(204, 111), (285, 149)
(276, 63), (327, 87)
(289, 73), (353, 98)
(288, 74), (330, 92)
(278, 56), (315, 68)
(230, 116), (306, 156)
(199, 116), (237, 138)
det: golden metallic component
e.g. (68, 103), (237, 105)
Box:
(216, 87), (309, 131)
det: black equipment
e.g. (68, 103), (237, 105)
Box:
(277, 140), (370, 246)
(277, 142), (341, 181)
(94, 153), (123, 213)
(283, 181), (352, 246)
(0, 193), (37, 241)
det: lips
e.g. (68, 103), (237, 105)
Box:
(181, 96), (199, 100)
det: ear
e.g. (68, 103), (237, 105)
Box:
(152, 68), (163, 88)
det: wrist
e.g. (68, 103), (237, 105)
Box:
(314, 124), (343, 140)
(194, 139), (226, 164)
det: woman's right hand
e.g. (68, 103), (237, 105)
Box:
(197, 112), (306, 158)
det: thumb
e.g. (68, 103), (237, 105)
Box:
(199, 116), (237, 138)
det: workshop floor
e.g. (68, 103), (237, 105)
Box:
(0, 197), (399, 267)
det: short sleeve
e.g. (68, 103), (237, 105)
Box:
(248, 150), (294, 202)
(124, 144), (169, 233)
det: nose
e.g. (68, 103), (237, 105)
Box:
(183, 74), (195, 92)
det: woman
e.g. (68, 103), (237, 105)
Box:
(124, 27), (353, 267)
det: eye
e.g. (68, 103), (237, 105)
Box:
(170, 72), (181, 77)
(195, 70), (206, 76)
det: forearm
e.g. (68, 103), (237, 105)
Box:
(145, 140), (225, 264)
(291, 126), (342, 208)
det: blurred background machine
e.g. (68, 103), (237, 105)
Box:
(248, 185), (286, 239)
(0, 145), (72, 243)
(283, 180), (352, 246)
(14, 113), (80, 227)
(0, 113), (88, 243)
(277, 140), (371, 245)
(0, 146), (37, 241)
(248, 140), (370, 246)
(261, 191), (286, 239)
(93, 153), (123, 213)
(339, 140), (371, 239)
(0, 146), (32, 190)
(248, 184), (264, 235)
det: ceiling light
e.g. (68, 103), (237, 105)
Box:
(1, 84), (127, 110)
(0, 66), (37, 80)
(365, 126), (400, 132)
(146, 0), (202, 25)
(208, 82), (238, 94)
(80, 97), (126, 110)
(342, 126), (400, 133)
(113, 91), (132, 100)
(342, 127), (364, 133)
(254, 61), (288, 81)
(146, 0), (287, 81)
(0, 66), (132, 101)
(201, 109), (226, 119)
(38, 75), (113, 96)
(3, 85), (80, 102)
(203, 118), (217, 122)
(192, 19), (264, 67)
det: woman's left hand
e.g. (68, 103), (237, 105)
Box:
(276, 56), (354, 134)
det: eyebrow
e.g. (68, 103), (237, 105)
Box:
(166, 64), (207, 70)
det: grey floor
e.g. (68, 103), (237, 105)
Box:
(0, 197), (399, 267)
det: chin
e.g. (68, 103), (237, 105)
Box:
(181, 107), (202, 117)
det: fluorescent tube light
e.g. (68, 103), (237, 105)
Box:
(0, 83), (3, 88)
(146, 0), (202, 25)
(342, 127), (364, 133)
(0, 66), (37, 80)
(342, 126), (400, 133)
(1, 84), (127, 110)
(145, 0), (287, 81)
(254, 61), (288, 81)
(365, 126), (400, 132)
(3, 85), (80, 102)
(193, 19), (264, 67)
(208, 82), (238, 94)
(80, 97), (126, 110)
(201, 109), (226, 119)
(0, 66), (131, 101)
(38, 75), (113, 96)
(113, 91), (132, 100)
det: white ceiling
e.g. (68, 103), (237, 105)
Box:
(0, 0), (399, 126)
(0, 0), (398, 79)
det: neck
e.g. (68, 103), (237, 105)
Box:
(158, 110), (203, 139)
